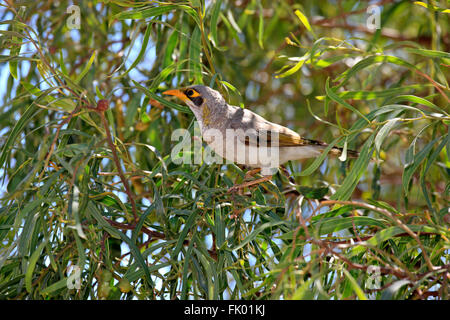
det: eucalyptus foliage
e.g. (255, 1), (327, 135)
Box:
(0, 0), (449, 300)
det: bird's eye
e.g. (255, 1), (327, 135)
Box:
(186, 89), (194, 97)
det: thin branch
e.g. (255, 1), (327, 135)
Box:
(96, 100), (138, 222)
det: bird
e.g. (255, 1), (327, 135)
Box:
(163, 85), (358, 191)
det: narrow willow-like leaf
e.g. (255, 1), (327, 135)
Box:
(181, 233), (196, 299)
(132, 80), (191, 114)
(220, 12), (243, 45)
(59, 51), (68, 76)
(193, 246), (216, 299)
(385, 95), (447, 115)
(312, 53), (359, 68)
(294, 9), (313, 33)
(314, 216), (387, 235)
(258, 0), (264, 48)
(74, 51), (96, 84)
(294, 136), (341, 177)
(275, 53), (310, 78)
(420, 134), (448, 215)
(111, 228), (154, 288)
(232, 220), (288, 250)
(278, 216), (387, 240)
(402, 136), (440, 194)
(25, 240), (47, 293)
(214, 205), (225, 248)
(114, 4), (200, 26)
(115, 23), (152, 79)
(351, 225), (441, 255)
(171, 209), (200, 259)
(316, 84), (432, 101)
(330, 133), (375, 201)
(9, 9), (25, 80)
(342, 269), (368, 300)
(0, 103), (40, 171)
(163, 28), (179, 69)
(325, 78), (369, 122)
(335, 55), (418, 88)
(131, 203), (155, 244)
(413, 1), (450, 13)
(405, 47), (450, 60)
(375, 118), (399, 154)
(210, 0), (225, 50)
(189, 26), (202, 83)
(40, 278), (69, 296)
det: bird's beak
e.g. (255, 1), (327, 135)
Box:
(162, 89), (188, 102)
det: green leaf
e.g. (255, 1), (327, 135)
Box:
(294, 9), (313, 34)
(297, 186), (329, 199)
(351, 225), (441, 256)
(402, 136), (440, 194)
(74, 51), (96, 84)
(114, 4), (194, 22)
(40, 278), (69, 296)
(275, 52), (310, 78)
(310, 216), (389, 238)
(25, 240), (47, 293)
(131, 203), (155, 244)
(294, 136), (341, 176)
(112, 228), (154, 288)
(278, 216), (388, 240)
(413, 2), (450, 13)
(8, 12), (24, 80)
(189, 26), (202, 83)
(325, 78), (369, 123)
(330, 133), (375, 201)
(342, 269), (368, 300)
(335, 55), (418, 88)
(181, 234), (196, 299)
(232, 220), (288, 250)
(209, 0), (226, 50)
(258, 0), (264, 48)
(316, 85), (433, 101)
(0, 103), (40, 171)
(171, 209), (200, 260)
(220, 12), (243, 45)
(380, 280), (412, 300)
(385, 95), (447, 115)
(420, 134), (448, 215)
(115, 23), (152, 79)
(163, 28), (179, 69)
(375, 118), (399, 154)
(405, 47), (450, 60)
(132, 80), (191, 114)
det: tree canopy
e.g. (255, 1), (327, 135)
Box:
(0, 0), (449, 300)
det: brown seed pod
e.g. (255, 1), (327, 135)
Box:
(96, 99), (109, 112)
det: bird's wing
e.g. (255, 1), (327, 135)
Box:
(228, 107), (326, 147)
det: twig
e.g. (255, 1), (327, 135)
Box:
(96, 100), (138, 222)
(316, 200), (436, 272)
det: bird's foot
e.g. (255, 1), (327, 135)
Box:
(228, 175), (273, 193)
(280, 165), (295, 184)
(244, 168), (262, 180)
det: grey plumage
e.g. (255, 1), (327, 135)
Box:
(163, 85), (359, 171)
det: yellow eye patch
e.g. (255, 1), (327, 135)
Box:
(186, 89), (201, 98)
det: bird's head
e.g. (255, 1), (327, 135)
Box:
(163, 85), (226, 127)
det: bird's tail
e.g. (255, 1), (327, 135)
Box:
(329, 146), (359, 158)
(304, 138), (359, 159)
